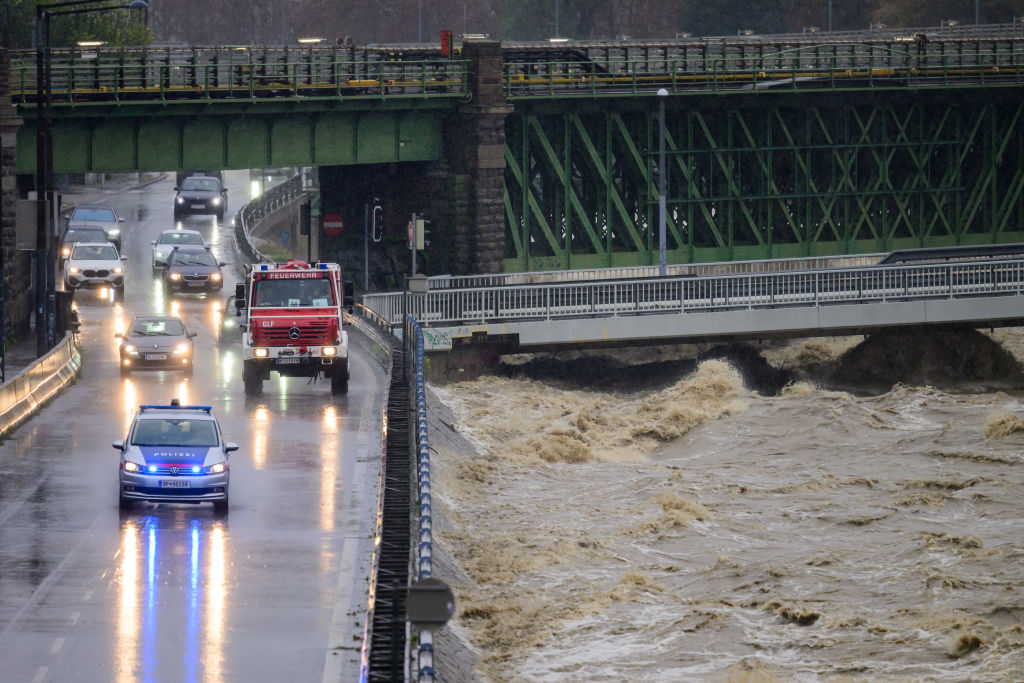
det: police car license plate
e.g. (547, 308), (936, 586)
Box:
(145, 353), (167, 360)
(190, 203), (205, 209)
(159, 480), (190, 488)
(276, 357), (300, 364)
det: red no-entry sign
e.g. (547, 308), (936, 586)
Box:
(323, 212), (344, 236)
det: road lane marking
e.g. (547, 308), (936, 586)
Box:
(50, 638), (64, 654)
(32, 666), (47, 682)
(70, 612), (80, 625)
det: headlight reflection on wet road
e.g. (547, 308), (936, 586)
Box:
(320, 406), (340, 533)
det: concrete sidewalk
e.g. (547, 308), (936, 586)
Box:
(1, 172), (167, 384)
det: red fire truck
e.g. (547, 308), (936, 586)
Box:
(235, 260), (349, 396)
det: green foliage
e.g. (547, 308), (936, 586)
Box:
(6, 0), (152, 49)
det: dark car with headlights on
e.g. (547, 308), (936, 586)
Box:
(67, 203), (124, 250)
(115, 401), (236, 514)
(59, 226), (110, 264)
(218, 294), (243, 344)
(163, 246), (225, 294)
(174, 175), (227, 222)
(116, 315), (197, 378)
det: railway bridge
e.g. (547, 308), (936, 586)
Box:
(3, 25), (1024, 287)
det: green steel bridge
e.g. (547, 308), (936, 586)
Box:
(8, 25), (1024, 269)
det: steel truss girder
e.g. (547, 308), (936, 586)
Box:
(503, 92), (1024, 271)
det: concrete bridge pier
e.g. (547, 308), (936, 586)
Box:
(0, 49), (29, 340)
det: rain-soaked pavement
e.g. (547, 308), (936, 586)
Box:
(0, 172), (385, 682)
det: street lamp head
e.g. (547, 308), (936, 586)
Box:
(657, 88), (668, 97)
(126, 0), (149, 9)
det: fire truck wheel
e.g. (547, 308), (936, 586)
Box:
(330, 366), (348, 395)
(242, 362), (263, 396)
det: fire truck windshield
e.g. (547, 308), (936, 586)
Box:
(253, 277), (335, 307)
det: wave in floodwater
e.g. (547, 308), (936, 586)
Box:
(427, 328), (1024, 682)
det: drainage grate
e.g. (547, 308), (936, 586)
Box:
(367, 337), (412, 682)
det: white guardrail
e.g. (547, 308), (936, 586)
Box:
(362, 258), (1024, 327)
(0, 333), (82, 437)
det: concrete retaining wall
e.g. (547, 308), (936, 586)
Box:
(0, 333), (81, 436)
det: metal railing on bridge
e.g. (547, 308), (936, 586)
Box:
(232, 173), (305, 263)
(362, 257), (1024, 328)
(505, 40), (1024, 97)
(9, 46), (467, 105)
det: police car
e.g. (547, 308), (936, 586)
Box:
(114, 400), (236, 513)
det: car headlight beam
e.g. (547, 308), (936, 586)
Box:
(173, 342), (190, 355)
(322, 346), (337, 357)
(207, 462), (226, 474)
(170, 273), (181, 281)
(113, 267), (123, 274)
(211, 272), (222, 281)
(123, 461), (140, 472)
(254, 348), (269, 358)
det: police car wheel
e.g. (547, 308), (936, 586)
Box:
(118, 492), (132, 512)
(213, 496), (228, 516)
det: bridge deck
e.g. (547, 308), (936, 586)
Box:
(362, 257), (1024, 351)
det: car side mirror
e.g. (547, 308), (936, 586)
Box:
(150, 240), (156, 245)
(121, 255), (128, 260)
(187, 331), (197, 338)
(218, 262), (226, 267)
(224, 442), (239, 453)
(173, 186), (179, 191)
(112, 440), (124, 450)
(114, 332), (123, 338)
(119, 218), (125, 223)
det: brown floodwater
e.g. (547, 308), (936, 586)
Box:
(426, 330), (1024, 682)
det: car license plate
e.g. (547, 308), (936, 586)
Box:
(190, 203), (205, 209)
(187, 281), (206, 287)
(159, 480), (190, 488)
(145, 353), (168, 360)
(276, 357), (300, 364)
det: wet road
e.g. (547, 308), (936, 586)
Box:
(0, 172), (384, 682)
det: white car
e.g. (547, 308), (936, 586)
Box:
(65, 242), (126, 296)
(151, 228), (206, 270)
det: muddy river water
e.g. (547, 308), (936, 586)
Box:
(426, 329), (1024, 681)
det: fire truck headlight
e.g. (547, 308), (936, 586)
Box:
(322, 346), (337, 357)
(254, 348), (269, 358)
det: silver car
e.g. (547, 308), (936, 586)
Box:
(67, 203), (124, 251)
(116, 315), (197, 378)
(151, 228), (206, 270)
(115, 401), (236, 514)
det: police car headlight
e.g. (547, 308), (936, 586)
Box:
(211, 272), (222, 281)
(113, 266), (123, 274)
(123, 344), (138, 355)
(254, 348), (269, 358)
(173, 342), (190, 355)
(170, 272), (181, 280)
(123, 461), (140, 472)
(322, 346), (337, 356)
(207, 462), (226, 474)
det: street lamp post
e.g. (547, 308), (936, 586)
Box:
(657, 88), (668, 276)
(35, 0), (149, 356)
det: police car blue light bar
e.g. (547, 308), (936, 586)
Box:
(138, 404), (213, 413)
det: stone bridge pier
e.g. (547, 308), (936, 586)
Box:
(1, 49), (29, 340)
(317, 41), (510, 289)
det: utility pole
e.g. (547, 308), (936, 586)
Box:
(410, 212), (417, 277)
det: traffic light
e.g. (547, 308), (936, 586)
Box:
(414, 218), (430, 250)
(372, 204), (383, 242)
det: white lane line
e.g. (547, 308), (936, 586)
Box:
(0, 517), (102, 639)
(83, 590), (93, 602)
(70, 612), (80, 625)
(50, 638), (64, 654)
(32, 666), (47, 682)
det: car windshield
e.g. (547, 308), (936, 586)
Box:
(254, 278), (335, 307)
(170, 251), (218, 267)
(73, 207), (116, 222)
(71, 244), (118, 260)
(158, 232), (204, 246)
(129, 318), (185, 336)
(64, 229), (107, 242)
(131, 418), (218, 447)
(180, 177), (221, 192)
